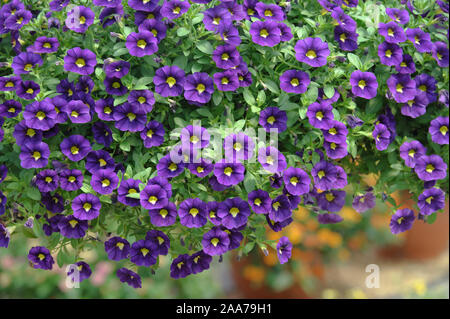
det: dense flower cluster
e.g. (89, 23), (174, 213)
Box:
(0, 0), (448, 289)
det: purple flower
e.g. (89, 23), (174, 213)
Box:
(295, 37), (330, 67)
(0, 165), (7, 184)
(406, 28), (433, 53)
(429, 116), (449, 145)
(395, 54), (416, 74)
(91, 169), (119, 195)
(1, 224), (10, 248)
(399, 140), (427, 168)
(140, 120), (165, 148)
(387, 74), (416, 103)
(213, 159), (245, 186)
(322, 120), (348, 143)
(334, 26), (358, 51)
(223, 132), (255, 162)
(72, 193), (101, 221)
(217, 22), (241, 46)
(213, 44), (241, 70)
(128, 89), (155, 113)
(202, 5), (231, 32)
(138, 19), (167, 42)
(202, 227), (230, 256)
(372, 123), (391, 151)
(432, 41), (449, 68)
(350, 71), (378, 99)
(283, 167), (310, 196)
(258, 146), (287, 173)
(23, 100), (57, 131)
(207, 201), (222, 225)
(64, 47), (97, 75)
(415, 73), (437, 104)
(145, 230), (170, 255)
(276, 236), (292, 264)
(401, 92), (428, 118)
(317, 190), (346, 212)
(104, 77), (128, 96)
(307, 102), (334, 130)
(318, 87), (340, 104)
(149, 202), (178, 227)
(116, 178), (141, 207)
(249, 20), (281, 47)
(386, 7), (409, 24)
(279, 70), (310, 94)
(378, 41), (403, 66)
(94, 97), (115, 121)
(0, 192), (6, 216)
(140, 184), (168, 210)
(65, 6), (94, 33)
(259, 106), (287, 133)
(35, 169), (58, 193)
(214, 70), (240, 91)
(62, 100), (91, 124)
(323, 140), (348, 159)
(4, 9), (32, 30)
(269, 195), (292, 222)
(352, 192), (376, 213)
(27, 36), (59, 54)
(117, 268), (141, 289)
(390, 209), (415, 234)
(0, 76), (21, 92)
(161, 0), (190, 20)
(130, 239), (158, 267)
(248, 189), (271, 214)
(59, 169), (83, 191)
(180, 125), (210, 150)
(183, 72), (214, 104)
(278, 22), (293, 42)
(104, 60), (130, 78)
(16, 80), (40, 100)
(418, 188), (446, 216)
(311, 160), (337, 191)
(217, 1), (245, 21)
(12, 121), (39, 146)
(28, 246), (54, 270)
(58, 215), (88, 239)
(170, 254), (192, 279)
(92, 122), (113, 148)
(128, 0), (158, 12)
(19, 142), (50, 169)
(60, 135), (92, 162)
(113, 103), (146, 132)
(67, 261), (91, 283)
(178, 198), (208, 228)
(378, 21), (406, 43)
(105, 237), (130, 261)
(331, 7), (356, 31)
(156, 154), (185, 178)
(255, 2), (285, 21)
(85, 150), (115, 174)
(318, 213), (343, 224)
(217, 197), (251, 229)
(414, 155), (448, 181)
(189, 251), (212, 275)
(266, 215), (293, 232)
(126, 31), (158, 57)
(154, 65), (185, 97)
(188, 158), (213, 178)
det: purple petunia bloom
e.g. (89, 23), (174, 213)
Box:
(429, 116), (449, 145)
(249, 20), (281, 47)
(72, 193), (101, 221)
(378, 41), (403, 66)
(331, 7), (356, 31)
(295, 37), (330, 67)
(64, 47), (97, 75)
(207, 201), (222, 226)
(276, 236), (292, 264)
(183, 72), (214, 104)
(59, 169), (83, 191)
(92, 122), (113, 148)
(154, 65), (185, 97)
(170, 254), (192, 279)
(283, 167), (310, 196)
(11, 52), (43, 75)
(223, 132), (255, 162)
(266, 215), (293, 232)
(67, 261), (92, 283)
(65, 6), (94, 33)
(189, 250), (212, 275)
(138, 19), (167, 42)
(188, 158), (213, 178)
(386, 7), (409, 24)
(395, 54), (416, 74)
(372, 123), (391, 151)
(27, 36), (59, 54)
(0, 76), (21, 91)
(126, 31), (158, 57)
(352, 192), (376, 213)
(317, 190), (346, 212)
(350, 71), (378, 99)
(213, 159), (245, 186)
(157, 154), (185, 178)
(117, 178), (141, 207)
(128, 89), (155, 113)
(202, 227), (230, 256)
(278, 22), (293, 42)
(146, 177), (173, 199)
(149, 202), (178, 227)
(213, 44), (241, 70)
(307, 102), (334, 130)
(28, 246), (54, 270)
(105, 236), (130, 261)
(145, 230), (170, 255)
(35, 169), (58, 193)
(104, 77), (128, 96)
(180, 125), (210, 150)
(62, 100), (91, 124)
(259, 106), (287, 133)
(378, 21), (406, 43)
(279, 70), (310, 94)
(323, 140), (348, 159)
(23, 100), (57, 131)
(60, 135), (91, 162)
(334, 26), (358, 51)
(85, 150), (115, 174)
(178, 198), (208, 228)
(19, 142), (50, 169)
(202, 5), (232, 32)
(318, 87), (340, 104)
(322, 120), (348, 143)
(399, 140), (427, 168)
(117, 267), (141, 289)
(269, 195), (292, 222)
(217, 22), (241, 47)
(0, 192), (6, 216)
(318, 213), (343, 224)
(16, 80), (40, 100)
(217, 197), (251, 229)
(390, 209), (415, 234)
(104, 60), (130, 79)
(130, 239), (158, 267)
(94, 97), (115, 121)
(248, 189), (271, 214)
(255, 2), (285, 21)
(141, 120), (165, 148)
(258, 146), (287, 173)
(58, 215), (88, 239)
(113, 103), (146, 132)
(418, 188), (446, 216)
(387, 74), (416, 103)
(311, 160), (337, 191)
(432, 41), (449, 68)
(414, 155), (448, 181)
(415, 73), (437, 104)
(405, 28), (433, 53)
(161, 0), (190, 20)
(140, 184), (169, 210)
(4, 9), (32, 30)
(214, 70), (240, 91)
(91, 169), (119, 195)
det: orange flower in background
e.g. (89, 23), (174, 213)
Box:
(348, 232), (367, 251)
(338, 248), (350, 261)
(286, 223), (304, 245)
(293, 206), (310, 221)
(341, 206), (362, 223)
(305, 218), (319, 231)
(303, 234), (320, 248)
(262, 249), (279, 266)
(317, 229), (342, 248)
(243, 265), (266, 284)
(371, 212), (392, 230)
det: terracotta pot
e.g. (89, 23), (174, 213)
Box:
(379, 191), (449, 260)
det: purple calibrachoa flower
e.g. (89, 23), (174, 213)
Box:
(104, 60), (130, 78)
(117, 268), (141, 289)
(67, 261), (92, 283)
(0, 165), (7, 184)
(223, 132), (255, 162)
(259, 106), (287, 133)
(66, 6), (95, 33)
(414, 155), (448, 181)
(295, 37), (330, 67)
(72, 193), (101, 220)
(311, 160), (337, 191)
(378, 41), (403, 66)
(28, 246), (54, 270)
(331, 7), (356, 31)
(130, 239), (158, 267)
(217, 22), (241, 47)
(27, 36), (59, 54)
(395, 54), (416, 74)
(92, 122), (113, 148)
(283, 167), (310, 196)
(35, 170), (58, 193)
(218, 1), (245, 21)
(217, 197), (251, 229)
(378, 21), (406, 43)
(64, 47), (97, 75)
(318, 87), (340, 104)
(190, 250), (212, 275)
(94, 97), (115, 121)
(128, 90), (155, 113)
(91, 169), (119, 195)
(140, 184), (168, 210)
(269, 195), (292, 222)
(318, 213), (343, 224)
(184, 72), (214, 104)
(154, 65), (185, 97)
(51, 96), (69, 124)
(255, 2), (285, 21)
(11, 52), (43, 75)
(202, 5), (231, 32)
(16, 80), (40, 100)
(317, 190), (346, 212)
(279, 70), (310, 94)
(322, 120), (348, 143)
(138, 19), (167, 42)
(249, 20), (281, 47)
(59, 169), (83, 191)
(334, 26), (358, 51)
(58, 215), (88, 239)
(140, 120), (165, 148)
(258, 146), (287, 173)
(207, 201), (222, 226)
(307, 102), (334, 130)
(105, 237), (130, 261)
(213, 159), (245, 186)
(399, 140), (427, 168)
(266, 215), (292, 232)
(85, 150), (115, 174)
(5, 9), (32, 30)
(94, 0), (122, 7)
(405, 28), (432, 53)
(213, 44), (241, 69)
(23, 100), (57, 131)
(429, 116), (449, 145)
(323, 140), (348, 159)
(202, 227), (230, 256)
(214, 70), (240, 91)
(418, 188), (446, 216)
(0, 76), (21, 91)
(170, 254), (192, 279)
(0, 192), (6, 216)
(248, 189), (271, 214)
(352, 192), (376, 213)
(222, 227), (244, 250)
(157, 154), (185, 178)
(104, 77), (128, 96)
(432, 41), (449, 68)
(117, 179), (142, 207)
(386, 7), (409, 24)
(126, 31), (158, 57)
(19, 142), (50, 169)
(390, 209), (415, 234)
(178, 198), (208, 228)
(149, 202), (178, 227)
(278, 22), (293, 42)
(60, 135), (92, 162)
(113, 103), (146, 132)
(161, 0), (190, 19)
(372, 123), (391, 151)
(401, 93), (428, 118)
(128, 0), (158, 12)
(415, 73), (437, 104)
(387, 74), (416, 103)
(62, 100), (91, 124)
(145, 230), (170, 255)
(276, 236), (292, 264)
(188, 158), (213, 178)
(350, 71), (378, 99)
(180, 125), (210, 149)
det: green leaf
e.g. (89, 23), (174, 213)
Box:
(324, 85), (335, 99)
(243, 241), (255, 255)
(243, 88), (256, 106)
(197, 41), (214, 54)
(348, 53), (363, 70)
(173, 55), (187, 70)
(243, 173), (256, 193)
(177, 27), (190, 37)
(263, 79), (280, 94)
(27, 188), (41, 201)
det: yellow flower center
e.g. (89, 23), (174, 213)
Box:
(159, 209), (168, 218)
(224, 167), (233, 176)
(385, 50), (392, 58)
(254, 198), (261, 206)
(5, 81), (14, 87)
(233, 142), (242, 151)
(168, 163), (177, 171)
(99, 158), (107, 167)
(210, 238), (220, 247)
(104, 106), (112, 114)
(68, 176), (76, 183)
(127, 112), (136, 121)
(266, 155), (274, 165)
(290, 176), (298, 186)
(137, 39), (147, 49)
(137, 96), (146, 104)
(425, 196), (434, 205)
(196, 166), (204, 173)
(340, 33), (347, 42)
(221, 53), (229, 61)
(26, 88), (34, 94)
(440, 125), (448, 136)
(329, 127), (337, 135)
(189, 208), (199, 217)
(330, 142), (337, 150)
(83, 202), (92, 211)
(172, 7), (181, 14)
(38, 253), (45, 261)
(69, 219), (78, 228)
(190, 135), (199, 144)
(221, 77), (229, 85)
(116, 242), (124, 250)
(112, 82), (121, 89)
(306, 50), (317, 59)
(290, 78), (299, 87)
(128, 188), (137, 194)
(325, 193), (335, 202)
(146, 129), (154, 138)
(358, 80), (366, 89)
(36, 111), (46, 120)
(24, 63), (33, 72)
(426, 164), (434, 173)
(71, 146), (79, 155)
(45, 176), (53, 183)
(79, 16), (86, 24)
(32, 151), (41, 160)
(43, 42), (52, 49)
(148, 196), (158, 204)
(400, 62), (407, 67)
(166, 76), (176, 87)
(318, 170), (325, 179)
(27, 128), (36, 137)
(316, 111), (324, 120)
(419, 85), (427, 92)
(196, 83), (205, 93)
(75, 58), (85, 67)
(101, 179), (110, 187)
(396, 83), (403, 93)
(267, 116), (276, 124)
(408, 149), (415, 158)
(140, 248), (149, 257)
(213, 17), (221, 25)
(260, 29), (269, 38)
(71, 110), (79, 118)
(272, 201), (280, 211)
(230, 207), (240, 217)
(387, 28), (394, 37)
